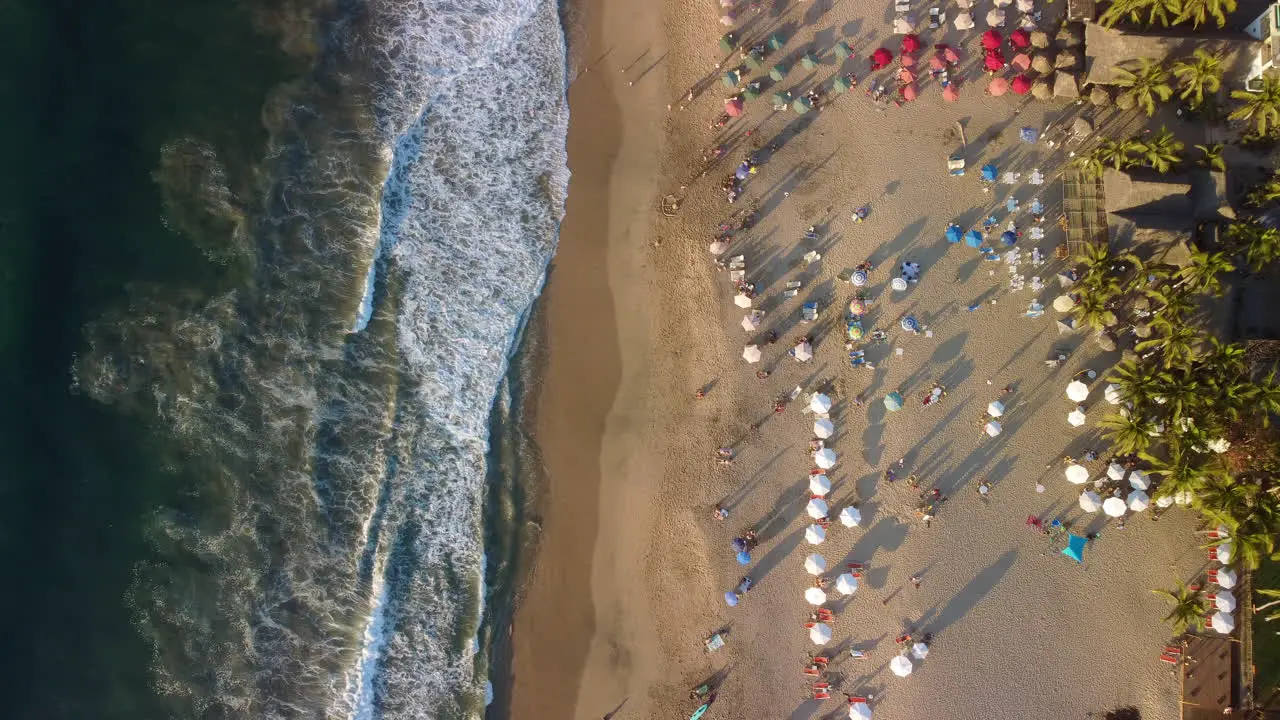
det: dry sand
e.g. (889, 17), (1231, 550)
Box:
(509, 0), (1212, 717)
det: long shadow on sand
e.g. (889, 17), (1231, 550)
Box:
(917, 549), (1018, 636)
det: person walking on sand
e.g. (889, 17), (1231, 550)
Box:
(910, 575), (921, 589)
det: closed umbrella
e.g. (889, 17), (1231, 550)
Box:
(805, 586), (828, 606)
(810, 393), (833, 414)
(804, 554), (827, 575)
(884, 392), (904, 411)
(1065, 464), (1089, 484)
(901, 83), (918, 101)
(986, 8), (1006, 25)
(1107, 462), (1126, 480)
(849, 701), (872, 720)
(1127, 489), (1150, 512)
(981, 30), (1003, 49)
(807, 497), (830, 519)
(815, 448), (837, 469)
(1215, 590), (1237, 612)
(1079, 490), (1102, 512)
(741, 311), (763, 332)
(836, 572), (859, 595)
(1068, 408), (1087, 427)
(839, 506), (862, 527)
(814, 418), (835, 439)
(724, 96), (745, 116)
(1011, 74), (1032, 94)
(1102, 496), (1126, 517)
(902, 33), (922, 52)
(809, 622), (833, 644)
(1129, 469), (1150, 490)
(943, 85), (960, 102)
(965, 229), (983, 247)
(805, 524), (827, 546)
(946, 224), (963, 243)
(792, 340), (814, 362)
(988, 400), (1005, 417)
(742, 345), (762, 363)
(890, 655), (914, 677)
(1211, 611), (1234, 634)
(1218, 541), (1233, 563)
(1104, 383), (1122, 404)
(985, 421), (1002, 437)
(1217, 568), (1238, 589)
(1066, 381), (1089, 402)
(734, 292), (753, 308)
(911, 642), (930, 660)
(809, 473), (832, 496)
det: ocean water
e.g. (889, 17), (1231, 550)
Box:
(0, 0), (568, 718)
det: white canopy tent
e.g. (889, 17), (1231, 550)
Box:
(805, 586), (828, 606)
(809, 473), (832, 496)
(809, 622), (833, 645)
(890, 654), (914, 677)
(793, 340), (814, 362)
(1210, 611), (1234, 635)
(1127, 490), (1150, 512)
(1107, 462), (1126, 480)
(985, 421), (1002, 437)
(1128, 469), (1150, 490)
(741, 311), (764, 332)
(1216, 567), (1238, 589)
(1215, 590), (1237, 612)
(815, 448), (837, 469)
(1218, 541), (1234, 563)
(814, 418), (835, 439)
(849, 701), (872, 720)
(743, 345), (762, 363)
(734, 293), (753, 308)
(911, 642), (929, 660)
(987, 400), (1005, 417)
(1068, 408), (1087, 427)
(809, 393), (833, 414)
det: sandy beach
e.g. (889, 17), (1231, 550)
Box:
(508, 0), (1215, 717)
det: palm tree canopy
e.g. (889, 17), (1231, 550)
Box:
(1231, 76), (1280, 135)
(1177, 249), (1234, 295)
(1137, 128), (1184, 172)
(1174, 0), (1238, 28)
(1194, 143), (1226, 171)
(1226, 219), (1280, 271)
(1099, 411), (1157, 454)
(1114, 59), (1174, 116)
(1151, 581), (1207, 634)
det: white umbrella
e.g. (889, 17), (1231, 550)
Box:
(1052, 294), (1076, 312)
(809, 473), (832, 496)
(719, 12), (735, 25)
(893, 14), (915, 33)
(1016, 0), (1033, 10)
(1210, 611), (1234, 634)
(839, 506), (862, 527)
(1104, 383), (1123, 404)
(993, 0), (1012, 6)
(1065, 464), (1089, 484)
(805, 586), (828, 606)
(807, 497), (830, 519)
(849, 701), (873, 720)
(1174, 490), (1194, 506)
(814, 418), (835, 439)
(793, 340), (814, 362)
(710, 240), (730, 255)
(1079, 490), (1102, 512)
(1217, 568), (1238, 589)
(1215, 590), (1237, 612)
(805, 524), (827, 545)
(890, 654), (914, 677)
(810, 393), (833, 414)
(985, 421), (1002, 437)
(743, 344), (762, 363)
(815, 448), (837, 469)
(986, 7), (1006, 25)
(953, 10), (975, 29)
(1066, 380), (1089, 402)
(1127, 489), (1150, 512)
(1155, 493), (1175, 508)
(987, 400), (1005, 417)
(741, 312), (763, 332)
(911, 642), (930, 660)
(835, 573), (859, 595)
(1218, 541), (1233, 563)
(810, 622), (833, 645)
(804, 553), (827, 575)
(1107, 462), (1126, 481)
(1128, 469), (1150, 490)
(1102, 496), (1127, 517)
(1068, 408), (1087, 427)
(734, 292), (753, 308)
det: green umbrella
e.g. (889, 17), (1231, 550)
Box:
(834, 41), (852, 61)
(771, 90), (793, 109)
(793, 96), (812, 114)
(742, 80), (762, 100)
(720, 32), (738, 53)
(767, 32), (786, 51)
(831, 76), (851, 94)
(744, 50), (765, 70)
(769, 62), (789, 82)
(800, 53), (819, 70)
(722, 69), (741, 88)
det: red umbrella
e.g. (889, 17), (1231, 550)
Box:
(871, 47), (894, 67)
(987, 77), (1009, 96)
(1010, 74), (1032, 95)
(1010, 28), (1030, 48)
(983, 54), (1004, 72)
(901, 53), (917, 67)
(981, 30), (1003, 50)
(725, 96), (745, 116)
(901, 83), (918, 101)
(1011, 52), (1031, 70)
(899, 67), (917, 83)
(943, 85), (960, 102)
(901, 33), (922, 53)
(943, 46), (961, 63)
(930, 54), (947, 71)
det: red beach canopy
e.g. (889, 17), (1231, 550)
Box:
(901, 33), (922, 53)
(943, 85), (959, 102)
(984, 54), (1004, 72)
(725, 96), (744, 116)
(1011, 74), (1032, 94)
(987, 76), (1009, 95)
(981, 30), (1003, 50)
(1010, 28), (1031, 48)
(901, 83), (918, 101)
(872, 47), (894, 65)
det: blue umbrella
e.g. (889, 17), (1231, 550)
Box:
(851, 270), (868, 286)
(1030, 198), (1044, 214)
(964, 230), (982, 248)
(1005, 196), (1019, 212)
(1062, 534), (1087, 563)
(724, 591), (740, 606)
(945, 224), (963, 243)
(736, 550), (752, 565)
(981, 164), (998, 182)
(1000, 230), (1017, 245)
(884, 391), (904, 411)
(901, 315), (920, 332)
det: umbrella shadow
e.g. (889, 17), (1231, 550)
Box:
(868, 217), (929, 267)
(843, 517), (909, 584)
(917, 549), (1018, 635)
(748, 524), (804, 585)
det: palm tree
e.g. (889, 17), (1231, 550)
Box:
(1231, 518), (1280, 570)
(1101, 0), (1180, 26)
(1100, 410), (1158, 454)
(1108, 357), (1169, 408)
(1073, 146), (1110, 177)
(1176, 249), (1234, 295)
(1071, 290), (1119, 332)
(1137, 315), (1202, 368)
(1144, 443), (1216, 501)
(1152, 581), (1208, 634)
(1174, 0), (1238, 28)
(1257, 588), (1280, 622)
(1195, 143), (1226, 171)
(1224, 219), (1280, 271)
(1203, 481), (1280, 569)
(1252, 372), (1280, 426)
(1114, 59), (1174, 116)
(1230, 76), (1280, 135)
(1173, 50), (1225, 106)
(1136, 128), (1184, 173)
(1145, 283), (1194, 321)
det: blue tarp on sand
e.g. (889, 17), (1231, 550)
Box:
(1062, 534), (1087, 563)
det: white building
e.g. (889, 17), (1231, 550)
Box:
(1244, 3), (1280, 90)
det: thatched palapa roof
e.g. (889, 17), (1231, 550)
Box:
(1083, 24), (1256, 86)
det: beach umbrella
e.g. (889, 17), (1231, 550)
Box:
(1065, 464), (1089, 484)
(891, 277), (909, 292)
(807, 497), (830, 519)
(872, 48), (893, 66)
(901, 53), (917, 67)
(724, 96), (745, 116)
(832, 75), (853, 94)
(981, 164), (998, 181)
(718, 0), (732, 6)
(1218, 541), (1233, 563)
(1079, 490), (1102, 512)
(893, 15), (915, 34)
(1066, 380), (1089, 402)
(836, 572), (859, 595)
(1217, 568), (1238, 589)
(911, 642), (929, 660)
(815, 448), (837, 469)
(810, 393), (833, 414)
(890, 655), (914, 677)
(722, 70), (741, 88)
(931, 54), (948, 71)
(985, 421), (1002, 437)
(835, 41), (853, 61)
(734, 292), (753, 308)
(1155, 493), (1175, 509)
(1017, 0), (1034, 10)
(1104, 383), (1122, 404)
(1211, 611), (1234, 635)
(1103, 497), (1126, 517)
(800, 52), (819, 70)
(884, 392), (904, 411)
(809, 622), (833, 645)
(987, 76), (1009, 95)
(709, 240), (729, 255)
(988, 400), (1005, 417)
(744, 49), (765, 70)
(1215, 590), (1237, 612)
(901, 315), (920, 332)
(899, 67), (918, 83)
(809, 473), (832, 496)
(839, 506), (862, 527)
(849, 701), (873, 720)
(767, 32), (786, 50)
(986, 8), (1006, 25)
(736, 550), (751, 565)
(1011, 74), (1032, 94)
(1129, 469), (1150, 490)
(793, 96), (813, 114)
(946, 224), (963, 243)
(770, 63), (790, 82)
(724, 590), (739, 606)
(849, 297), (867, 314)
(804, 553), (828, 575)
(943, 85), (960, 102)
(901, 83), (918, 101)
(792, 341), (813, 363)
(741, 311), (763, 332)
(962, 230), (981, 249)
(805, 586), (828, 606)
(771, 90), (793, 110)
(742, 344), (762, 363)
(720, 12), (736, 26)
(732, 537), (748, 553)
(1030, 30), (1050, 48)
(984, 54), (1006, 73)
(814, 418), (835, 439)
(720, 32), (738, 53)
(902, 34), (922, 53)
(1062, 533), (1088, 563)
(1107, 462), (1126, 481)
(1053, 295), (1076, 312)
(944, 46), (961, 63)
(1031, 54), (1053, 74)
(1068, 408), (1087, 427)
(1000, 230), (1016, 245)
(953, 11), (975, 30)
(981, 30), (1003, 49)
(1010, 28), (1030, 48)
(850, 269), (868, 286)
(1127, 489), (1150, 512)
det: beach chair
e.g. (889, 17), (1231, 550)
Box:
(801, 302), (818, 322)
(814, 690), (832, 700)
(929, 7), (943, 27)
(1208, 548), (1219, 561)
(704, 633), (726, 652)
(784, 280), (802, 298)
(1208, 528), (1226, 539)
(1208, 569), (1219, 584)
(803, 665), (823, 677)
(895, 634), (912, 646)
(894, 0), (911, 11)
(848, 696), (868, 704)
(947, 154), (966, 176)
(813, 655), (830, 666)
(1159, 653), (1181, 665)
(816, 608), (835, 622)
(850, 649), (868, 660)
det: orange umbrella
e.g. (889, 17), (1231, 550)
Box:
(1011, 74), (1032, 95)
(1012, 52), (1031, 70)
(901, 83), (918, 101)
(930, 54), (947, 70)
(725, 96), (745, 116)
(987, 76), (1009, 95)
(899, 67), (917, 83)
(943, 85), (959, 102)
